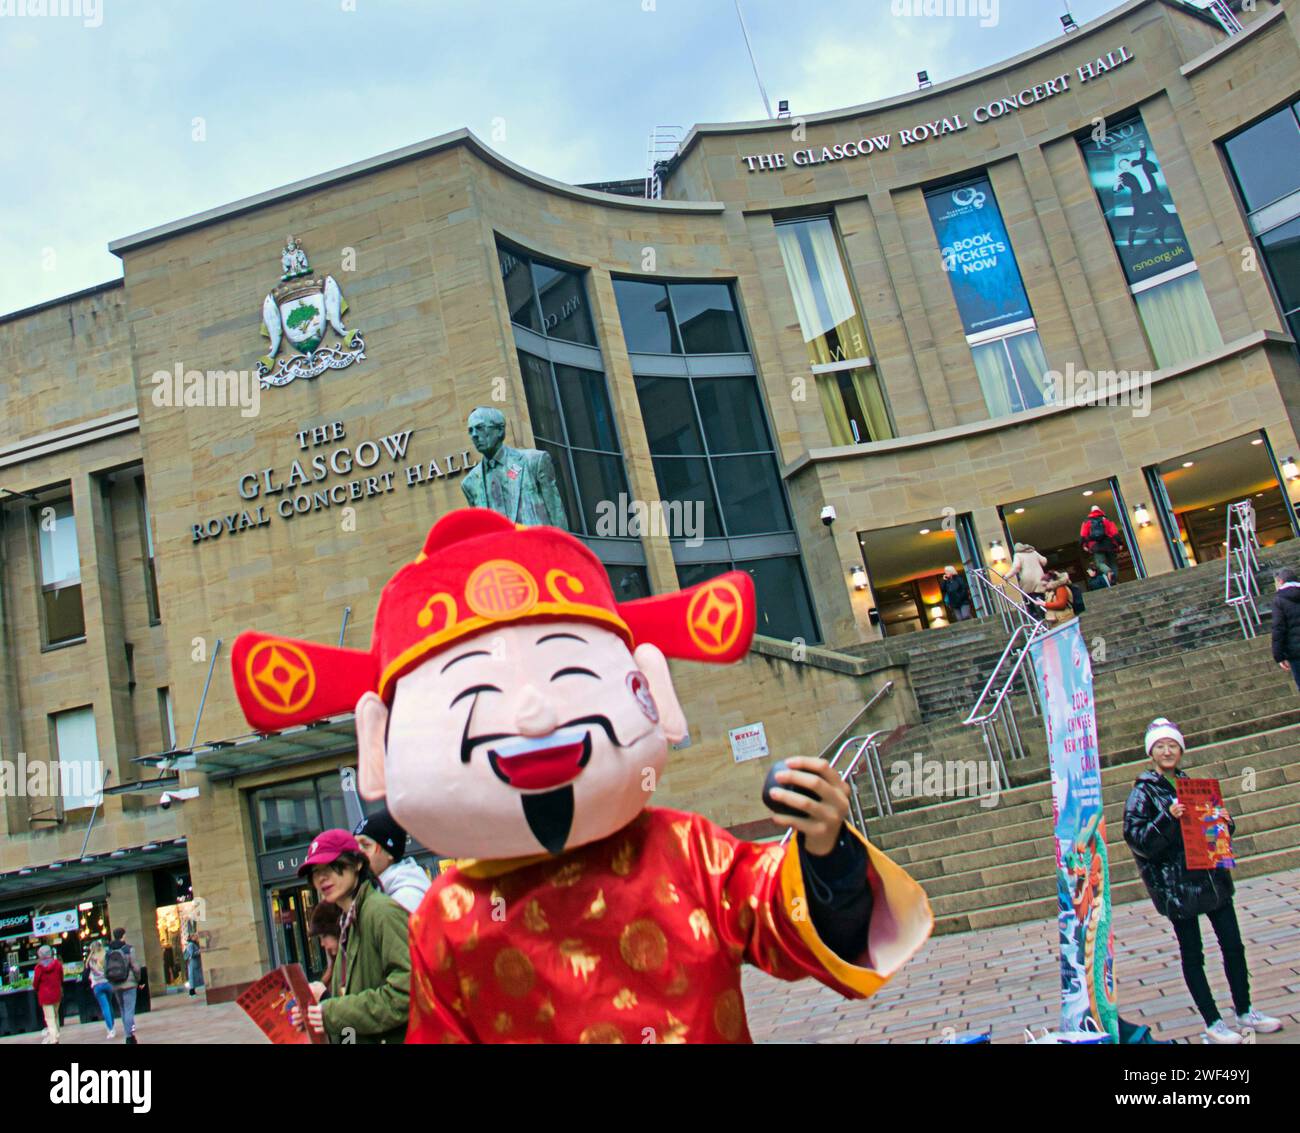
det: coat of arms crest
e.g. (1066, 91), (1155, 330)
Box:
(256, 237), (366, 387)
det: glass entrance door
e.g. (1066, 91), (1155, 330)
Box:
(265, 884), (325, 981)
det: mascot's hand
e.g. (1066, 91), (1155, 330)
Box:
(769, 756), (850, 856)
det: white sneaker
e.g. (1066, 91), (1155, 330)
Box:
(1205, 1020), (1244, 1044)
(105, 1028), (115, 1040)
(1237, 1008), (1283, 1034)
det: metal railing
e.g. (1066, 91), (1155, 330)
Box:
(780, 730), (890, 847)
(1224, 499), (1262, 639)
(1208, 0), (1244, 35)
(812, 680), (894, 764)
(971, 566), (1042, 636)
(962, 621), (1047, 792)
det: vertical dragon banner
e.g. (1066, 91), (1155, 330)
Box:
(1027, 621), (1119, 1040)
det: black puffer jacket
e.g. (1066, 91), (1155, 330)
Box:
(1123, 769), (1234, 921)
(1271, 584), (1300, 662)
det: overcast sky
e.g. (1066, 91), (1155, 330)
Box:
(2, 0), (1159, 316)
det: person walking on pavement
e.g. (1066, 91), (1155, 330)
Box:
(938, 565), (974, 622)
(289, 830), (410, 1044)
(353, 807), (432, 914)
(1270, 567), (1300, 693)
(1123, 719), (1283, 1044)
(86, 939), (116, 1039)
(106, 927), (142, 1044)
(1080, 505), (1123, 585)
(32, 945), (63, 1044)
(183, 933), (204, 997)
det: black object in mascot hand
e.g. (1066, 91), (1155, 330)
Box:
(762, 759), (820, 818)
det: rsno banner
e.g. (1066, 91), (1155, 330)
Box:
(1026, 621), (1119, 1040)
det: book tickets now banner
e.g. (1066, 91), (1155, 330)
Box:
(1026, 621), (1119, 1040)
(925, 175), (1035, 337)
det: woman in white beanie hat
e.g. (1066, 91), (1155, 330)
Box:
(1122, 719), (1282, 1043)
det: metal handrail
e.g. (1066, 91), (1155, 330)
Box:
(972, 567), (1041, 635)
(1224, 499), (1261, 639)
(813, 681), (894, 764)
(961, 620), (1046, 791)
(779, 729), (891, 847)
(964, 623), (1042, 727)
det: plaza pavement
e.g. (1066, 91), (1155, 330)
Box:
(3, 868), (1295, 1045)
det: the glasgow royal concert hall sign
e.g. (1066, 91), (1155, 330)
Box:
(740, 44), (1134, 172)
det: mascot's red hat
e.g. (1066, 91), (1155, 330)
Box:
(231, 508), (756, 732)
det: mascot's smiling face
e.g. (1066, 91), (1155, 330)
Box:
(355, 620), (687, 860)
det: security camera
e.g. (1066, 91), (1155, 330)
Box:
(820, 505), (837, 527)
(159, 787), (200, 809)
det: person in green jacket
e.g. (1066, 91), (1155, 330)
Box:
(292, 829), (411, 1044)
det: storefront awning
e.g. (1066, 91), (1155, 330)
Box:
(131, 714), (358, 782)
(0, 837), (189, 904)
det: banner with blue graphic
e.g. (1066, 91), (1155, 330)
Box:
(925, 176), (1034, 336)
(1080, 115), (1193, 288)
(1026, 620), (1119, 1041)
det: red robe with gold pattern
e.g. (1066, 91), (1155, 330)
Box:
(407, 806), (932, 1043)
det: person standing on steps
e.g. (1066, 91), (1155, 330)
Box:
(1123, 719), (1283, 1044)
(939, 565), (974, 622)
(1269, 567), (1300, 694)
(1004, 542), (1048, 621)
(1080, 505), (1122, 586)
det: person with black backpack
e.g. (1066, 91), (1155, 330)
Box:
(105, 927), (142, 1044)
(1079, 505), (1122, 585)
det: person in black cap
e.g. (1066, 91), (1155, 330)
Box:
(353, 806), (431, 914)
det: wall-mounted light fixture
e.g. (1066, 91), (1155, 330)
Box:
(989, 539), (1008, 562)
(917, 70), (931, 89)
(851, 565), (869, 590)
(1061, 13), (1078, 34)
(1133, 503), (1152, 528)
(1284, 456), (1299, 481)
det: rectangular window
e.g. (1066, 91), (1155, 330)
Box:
(51, 706), (102, 812)
(497, 242), (595, 345)
(494, 236), (651, 589)
(925, 177), (1052, 416)
(518, 351), (631, 537)
(774, 216), (894, 443)
(1081, 114), (1223, 368)
(34, 497), (85, 646)
(612, 279), (748, 355)
(1225, 103), (1300, 346)
(158, 687), (177, 751)
(136, 477), (160, 624)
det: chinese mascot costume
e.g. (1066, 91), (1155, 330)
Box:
(232, 509), (931, 1043)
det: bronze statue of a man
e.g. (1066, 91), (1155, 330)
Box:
(461, 406), (569, 529)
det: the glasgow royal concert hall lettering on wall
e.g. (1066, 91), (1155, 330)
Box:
(190, 420), (474, 545)
(740, 45), (1135, 173)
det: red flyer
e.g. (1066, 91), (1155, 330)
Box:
(236, 963), (326, 1044)
(1177, 779), (1235, 871)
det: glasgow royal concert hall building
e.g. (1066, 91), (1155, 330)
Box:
(3, 0), (1299, 1001)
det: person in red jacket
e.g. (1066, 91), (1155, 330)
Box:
(1080, 505), (1122, 585)
(32, 945), (64, 1044)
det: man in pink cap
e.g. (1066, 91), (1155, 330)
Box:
(290, 829), (410, 1044)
